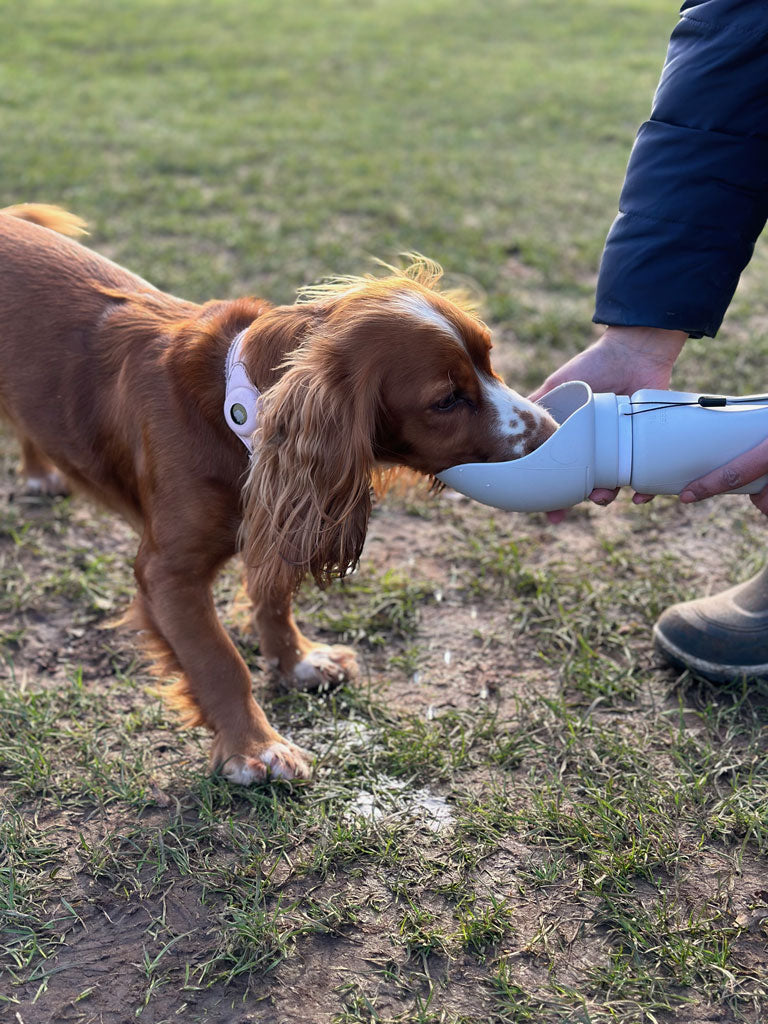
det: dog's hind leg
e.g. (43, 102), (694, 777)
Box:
(18, 436), (70, 497)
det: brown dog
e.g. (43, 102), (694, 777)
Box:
(0, 204), (555, 783)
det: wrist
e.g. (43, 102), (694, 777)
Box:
(600, 325), (686, 366)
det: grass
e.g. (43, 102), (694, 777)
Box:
(299, 568), (437, 649)
(3, 0), (768, 1022)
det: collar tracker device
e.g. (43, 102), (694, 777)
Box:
(437, 380), (768, 512)
(224, 329), (261, 454)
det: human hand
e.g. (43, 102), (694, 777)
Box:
(680, 438), (768, 516)
(529, 325), (687, 520)
(529, 324), (686, 402)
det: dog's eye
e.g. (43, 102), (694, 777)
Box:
(433, 392), (461, 412)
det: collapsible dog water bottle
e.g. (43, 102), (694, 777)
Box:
(437, 381), (768, 513)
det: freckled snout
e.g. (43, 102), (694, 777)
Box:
(483, 378), (558, 461)
(517, 404), (558, 456)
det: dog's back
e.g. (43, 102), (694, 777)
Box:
(0, 203), (159, 312)
(0, 205), (200, 517)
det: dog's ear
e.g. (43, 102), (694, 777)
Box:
(241, 341), (379, 598)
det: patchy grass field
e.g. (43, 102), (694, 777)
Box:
(3, 1), (768, 1022)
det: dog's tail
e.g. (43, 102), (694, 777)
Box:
(1, 203), (88, 237)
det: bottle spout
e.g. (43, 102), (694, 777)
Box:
(437, 380), (600, 512)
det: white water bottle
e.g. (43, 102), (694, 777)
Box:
(437, 381), (768, 513)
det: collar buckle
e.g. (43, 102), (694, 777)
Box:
(224, 329), (260, 454)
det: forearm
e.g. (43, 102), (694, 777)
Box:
(595, 0), (768, 338)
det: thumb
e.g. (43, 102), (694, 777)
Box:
(680, 437), (768, 503)
(528, 374), (562, 403)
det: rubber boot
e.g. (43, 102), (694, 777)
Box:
(653, 563), (768, 682)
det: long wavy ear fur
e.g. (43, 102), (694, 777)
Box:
(241, 342), (378, 598)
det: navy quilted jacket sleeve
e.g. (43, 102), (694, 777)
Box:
(594, 0), (768, 338)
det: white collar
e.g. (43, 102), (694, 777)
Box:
(224, 328), (261, 454)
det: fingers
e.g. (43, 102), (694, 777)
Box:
(589, 487), (619, 506)
(547, 487), (625, 522)
(680, 437), (768, 505)
(750, 485), (768, 516)
(547, 487), (619, 523)
(548, 507), (573, 524)
(528, 381), (555, 403)
(528, 369), (574, 403)
(550, 487), (657, 518)
(546, 487), (657, 523)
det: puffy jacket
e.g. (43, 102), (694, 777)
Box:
(594, 0), (768, 338)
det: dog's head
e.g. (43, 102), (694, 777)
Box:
(242, 258), (555, 595)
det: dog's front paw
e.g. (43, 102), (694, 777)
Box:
(281, 643), (359, 692)
(214, 737), (312, 785)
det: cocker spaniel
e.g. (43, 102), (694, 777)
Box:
(0, 204), (555, 783)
